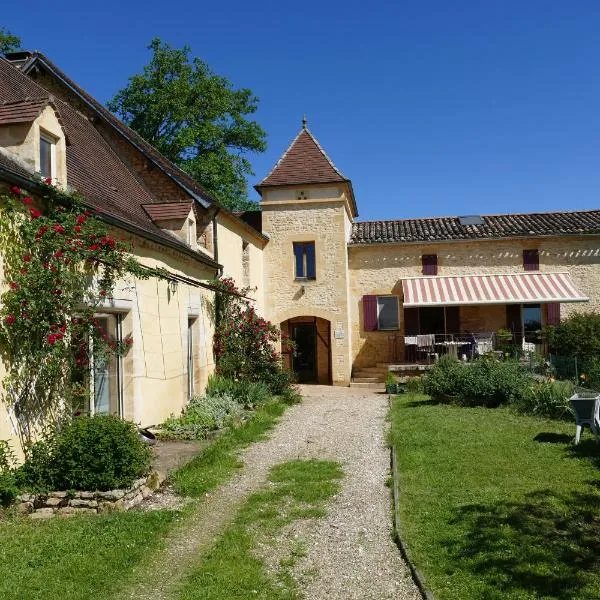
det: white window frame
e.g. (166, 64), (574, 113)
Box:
(377, 295), (400, 331)
(89, 312), (124, 417)
(39, 130), (56, 180)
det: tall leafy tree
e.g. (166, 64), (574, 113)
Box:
(108, 38), (267, 211)
(0, 27), (21, 54)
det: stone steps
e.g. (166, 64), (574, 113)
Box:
(352, 376), (384, 383)
(349, 381), (386, 391)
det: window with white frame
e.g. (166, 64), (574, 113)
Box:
(377, 296), (400, 330)
(39, 131), (56, 180)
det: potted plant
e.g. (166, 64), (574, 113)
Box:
(385, 372), (398, 394)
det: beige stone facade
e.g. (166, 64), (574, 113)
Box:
(348, 236), (600, 369)
(260, 185), (354, 385)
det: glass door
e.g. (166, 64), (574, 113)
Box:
(188, 318), (196, 400)
(92, 314), (122, 415)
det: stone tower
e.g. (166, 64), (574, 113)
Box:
(255, 121), (357, 385)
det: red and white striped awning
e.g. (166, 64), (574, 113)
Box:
(402, 272), (588, 307)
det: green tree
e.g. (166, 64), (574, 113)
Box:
(0, 27), (20, 54)
(108, 38), (267, 212)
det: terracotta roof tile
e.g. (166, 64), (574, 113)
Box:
(0, 98), (49, 124)
(258, 127), (346, 187)
(0, 57), (216, 265)
(143, 202), (192, 221)
(350, 211), (600, 244)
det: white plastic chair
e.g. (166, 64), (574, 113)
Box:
(570, 393), (600, 444)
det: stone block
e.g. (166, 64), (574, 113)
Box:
(69, 499), (98, 508)
(44, 497), (64, 508)
(17, 502), (33, 515)
(98, 489), (125, 500)
(29, 508), (55, 519)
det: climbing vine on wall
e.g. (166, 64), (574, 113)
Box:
(0, 180), (156, 452)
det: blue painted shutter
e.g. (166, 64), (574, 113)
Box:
(306, 243), (316, 279)
(294, 243), (304, 278)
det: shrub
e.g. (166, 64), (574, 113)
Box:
(547, 312), (600, 369)
(406, 376), (424, 394)
(516, 379), (574, 420)
(205, 374), (237, 399)
(424, 356), (531, 407)
(16, 415), (152, 492)
(0, 440), (18, 506)
(205, 374), (272, 408)
(159, 394), (244, 440)
(0, 471), (18, 506)
(423, 355), (466, 401)
(212, 277), (296, 396)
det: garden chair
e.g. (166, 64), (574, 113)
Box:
(569, 392), (600, 444)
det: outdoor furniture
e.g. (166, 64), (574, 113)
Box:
(570, 392), (600, 444)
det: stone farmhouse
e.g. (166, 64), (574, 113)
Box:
(1, 51), (599, 449)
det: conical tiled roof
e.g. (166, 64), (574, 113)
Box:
(258, 126), (347, 187)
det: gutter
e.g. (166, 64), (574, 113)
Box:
(0, 164), (222, 273)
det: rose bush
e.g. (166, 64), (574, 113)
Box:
(0, 181), (153, 452)
(212, 277), (296, 395)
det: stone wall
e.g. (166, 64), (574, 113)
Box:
(261, 186), (353, 384)
(349, 235), (600, 369)
(17, 472), (159, 519)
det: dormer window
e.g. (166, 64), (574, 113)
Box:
(186, 218), (194, 245)
(39, 131), (55, 179)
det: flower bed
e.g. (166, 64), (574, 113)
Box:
(16, 471), (160, 519)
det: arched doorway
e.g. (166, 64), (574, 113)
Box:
(281, 316), (332, 384)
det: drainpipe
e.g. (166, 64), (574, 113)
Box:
(212, 209), (221, 277)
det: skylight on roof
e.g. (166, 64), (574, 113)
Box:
(458, 215), (484, 226)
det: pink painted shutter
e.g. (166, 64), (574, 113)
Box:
(547, 303), (561, 326)
(363, 295), (378, 331)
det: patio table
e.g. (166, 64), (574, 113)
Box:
(436, 341), (463, 359)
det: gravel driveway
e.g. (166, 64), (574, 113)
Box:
(122, 385), (420, 600)
(277, 385), (421, 600)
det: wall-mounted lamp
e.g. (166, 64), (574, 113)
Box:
(169, 279), (179, 293)
(299, 285), (305, 296)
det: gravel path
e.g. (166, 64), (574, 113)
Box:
(120, 385), (420, 600)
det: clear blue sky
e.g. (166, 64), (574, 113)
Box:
(4, 1), (600, 220)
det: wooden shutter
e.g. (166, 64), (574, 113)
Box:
(547, 303), (561, 326)
(293, 243), (304, 278)
(306, 243), (316, 279)
(363, 295), (378, 331)
(523, 249), (539, 271)
(422, 254), (438, 275)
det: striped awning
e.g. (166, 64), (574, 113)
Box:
(402, 272), (588, 307)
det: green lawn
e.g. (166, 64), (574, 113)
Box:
(0, 398), (293, 600)
(390, 394), (600, 600)
(176, 459), (343, 600)
(0, 509), (181, 600)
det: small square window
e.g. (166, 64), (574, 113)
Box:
(39, 132), (55, 179)
(293, 242), (316, 280)
(377, 296), (400, 330)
